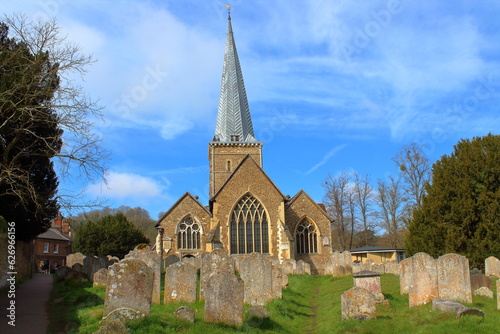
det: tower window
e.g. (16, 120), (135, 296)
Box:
(230, 194), (269, 254)
(230, 135), (240, 141)
(227, 160), (231, 171)
(177, 217), (201, 250)
(295, 219), (318, 254)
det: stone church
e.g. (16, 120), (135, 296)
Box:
(156, 13), (333, 274)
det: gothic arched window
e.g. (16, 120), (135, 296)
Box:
(230, 194), (269, 254)
(295, 219), (318, 254)
(177, 217), (201, 250)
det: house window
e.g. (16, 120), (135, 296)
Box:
(295, 219), (318, 254)
(230, 194), (269, 254)
(43, 242), (49, 253)
(177, 217), (201, 250)
(54, 244), (59, 254)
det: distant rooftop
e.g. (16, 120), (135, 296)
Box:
(350, 245), (406, 253)
(37, 228), (72, 242)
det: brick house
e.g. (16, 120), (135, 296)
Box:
(156, 13), (334, 274)
(34, 214), (72, 272)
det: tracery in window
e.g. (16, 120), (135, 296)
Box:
(295, 219), (318, 254)
(177, 217), (201, 249)
(230, 194), (269, 254)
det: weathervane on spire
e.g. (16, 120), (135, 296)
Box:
(225, 4), (231, 18)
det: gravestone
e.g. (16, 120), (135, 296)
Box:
(66, 252), (85, 268)
(94, 319), (130, 334)
(200, 249), (235, 300)
(204, 272), (244, 326)
(470, 274), (492, 292)
(432, 299), (484, 319)
(240, 253), (273, 305)
(272, 263), (288, 299)
(342, 251), (353, 275)
(295, 260), (306, 274)
(164, 262), (197, 303)
(485, 256), (500, 277)
(93, 268), (108, 288)
(85, 256), (109, 282)
(174, 306), (195, 323)
(103, 259), (153, 318)
(474, 287), (493, 298)
(125, 245), (162, 304)
(341, 287), (377, 320)
(352, 271), (385, 302)
(399, 257), (412, 295)
(497, 279), (500, 310)
(409, 252), (438, 307)
(437, 253), (472, 303)
(384, 261), (400, 275)
(246, 305), (270, 319)
(281, 259), (296, 275)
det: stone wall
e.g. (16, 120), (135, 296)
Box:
(1, 233), (34, 289)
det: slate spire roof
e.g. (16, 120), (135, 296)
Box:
(213, 11), (256, 143)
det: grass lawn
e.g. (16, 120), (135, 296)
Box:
(48, 274), (499, 334)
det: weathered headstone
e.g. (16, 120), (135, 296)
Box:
(304, 262), (311, 275)
(409, 252), (438, 307)
(295, 260), (306, 275)
(272, 263), (288, 299)
(342, 251), (353, 275)
(164, 262), (197, 303)
(66, 252), (85, 268)
(101, 307), (144, 325)
(497, 279), (500, 310)
(432, 299), (484, 319)
(85, 256), (109, 282)
(485, 256), (500, 277)
(341, 287), (377, 320)
(103, 259), (153, 318)
(94, 319), (130, 334)
(470, 274), (492, 292)
(399, 257), (412, 295)
(474, 287), (493, 298)
(93, 268), (108, 288)
(125, 245), (161, 304)
(200, 249), (235, 300)
(384, 261), (400, 275)
(240, 253), (273, 305)
(174, 306), (195, 323)
(437, 253), (472, 303)
(281, 259), (296, 275)
(204, 272), (244, 326)
(352, 271), (385, 302)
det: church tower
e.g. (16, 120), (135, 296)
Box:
(209, 11), (263, 197)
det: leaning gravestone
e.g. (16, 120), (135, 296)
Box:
(200, 249), (235, 300)
(240, 253), (273, 305)
(164, 262), (197, 303)
(409, 252), (438, 307)
(399, 257), (412, 295)
(103, 259), (153, 318)
(341, 287), (377, 320)
(485, 256), (500, 277)
(125, 245), (161, 304)
(437, 253), (472, 303)
(204, 272), (244, 326)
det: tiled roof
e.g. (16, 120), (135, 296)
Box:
(37, 228), (72, 241)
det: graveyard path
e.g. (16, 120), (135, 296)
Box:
(0, 273), (53, 334)
(305, 283), (321, 334)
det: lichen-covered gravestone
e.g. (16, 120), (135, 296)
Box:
(103, 259), (153, 318)
(399, 257), (412, 295)
(437, 253), (472, 303)
(164, 262), (197, 303)
(200, 249), (235, 300)
(272, 263), (288, 299)
(204, 272), (244, 326)
(485, 256), (500, 277)
(240, 253), (273, 305)
(341, 287), (377, 320)
(352, 271), (384, 302)
(409, 252), (438, 307)
(124, 245), (161, 304)
(93, 268), (108, 288)
(66, 252), (85, 268)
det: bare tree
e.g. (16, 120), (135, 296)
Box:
(376, 176), (407, 248)
(323, 172), (351, 251)
(392, 143), (431, 208)
(353, 172), (374, 246)
(1, 14), (108, 211)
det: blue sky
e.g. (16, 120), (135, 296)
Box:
(3, 1), (500, 219)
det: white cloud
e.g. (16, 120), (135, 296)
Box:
(88, 171), (165, 199)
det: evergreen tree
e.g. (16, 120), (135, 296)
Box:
(0, 22), (62, 240)
(406, 134), (500, 268)
(73, 213), (149, 258)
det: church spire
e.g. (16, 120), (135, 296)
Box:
(213, 9), (256, 143)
